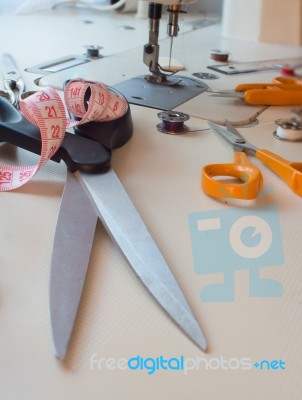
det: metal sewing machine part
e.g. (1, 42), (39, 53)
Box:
(114, 0), (208, 109)
(143, 0), (195, 83)
(274, 108), (302, 142)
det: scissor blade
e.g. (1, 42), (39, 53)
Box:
(76, 169), (207, 351)
(208, 121), (257, 153)
(50, 172), (98, 359)
(208, 121), (246, 146)
(225, 120), (247, 139)
(1, 53), (22, 81)
(209, 90), (245, 99)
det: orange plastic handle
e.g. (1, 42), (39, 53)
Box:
(235, 77), (302, 105)
(272, 77), (302, 85)
(201, 152), (263, 200)
(243, 88), (302, 105)
(236, 83), (302, 92)
(256, 149), (302, 196)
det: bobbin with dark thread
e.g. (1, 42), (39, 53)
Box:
(157, 111), (190, 134)
(210, 49), (230, 62)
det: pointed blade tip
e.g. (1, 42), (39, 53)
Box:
(52, 331), (68, 360)
(199, 339), (208, 353)
(54, 345), (67, 361)
(193, 333), (208, 353)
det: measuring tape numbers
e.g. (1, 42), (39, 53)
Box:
(0, 79), (128, 191)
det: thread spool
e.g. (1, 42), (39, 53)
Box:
(280, 66), (295, 76)
(292, 108), (302, 122)
(274, 118), (302, 141)
(210, 49), (230, 63)
(157, 111), (190, 134)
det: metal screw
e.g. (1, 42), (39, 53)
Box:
(84, 45), (102, 58)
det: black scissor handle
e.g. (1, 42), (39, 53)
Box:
(0, 95), (133, 173)
(64, 80), (133, 151)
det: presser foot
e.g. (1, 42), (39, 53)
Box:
(114, 75), (208, 110)
(144, 64), (182, 86)
(144, 74), (182, 86)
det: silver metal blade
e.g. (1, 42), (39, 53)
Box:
(50, 172), (98, 359)
(76, 169), (207, 351)
(225, 120), (246, 140)
(209, 90), (245, 99)
(1, 53), (22, 81)
(208, 120), (243, 146)
(208, 121), (257, 152)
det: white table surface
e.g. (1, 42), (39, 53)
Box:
(1, 7), (302, 400)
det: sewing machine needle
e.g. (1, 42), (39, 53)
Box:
(169, 36), (173, 70)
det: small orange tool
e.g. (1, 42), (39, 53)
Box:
(202, 121), (302, 199)
(210, 76), (302, 105)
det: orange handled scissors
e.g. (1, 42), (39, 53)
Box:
(202, 121), (302, 199)
(211, 76), (302, 106)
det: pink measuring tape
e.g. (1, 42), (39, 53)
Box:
(0, 79), (127, 191)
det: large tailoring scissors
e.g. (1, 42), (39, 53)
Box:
(202, 121), (302, 199)
(0, 89), (207, 359)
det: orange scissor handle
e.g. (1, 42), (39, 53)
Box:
(256, 149), (302, 196)
(243, 88), (302, 106)
(236, 77), (302, 105)
(272, 77), (302, 85)
(236, 83), (302, 92)
(202, 152), (263, 200)
(237, 77), (302, 91)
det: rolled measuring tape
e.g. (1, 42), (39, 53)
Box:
(0, 79), (129, 191)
